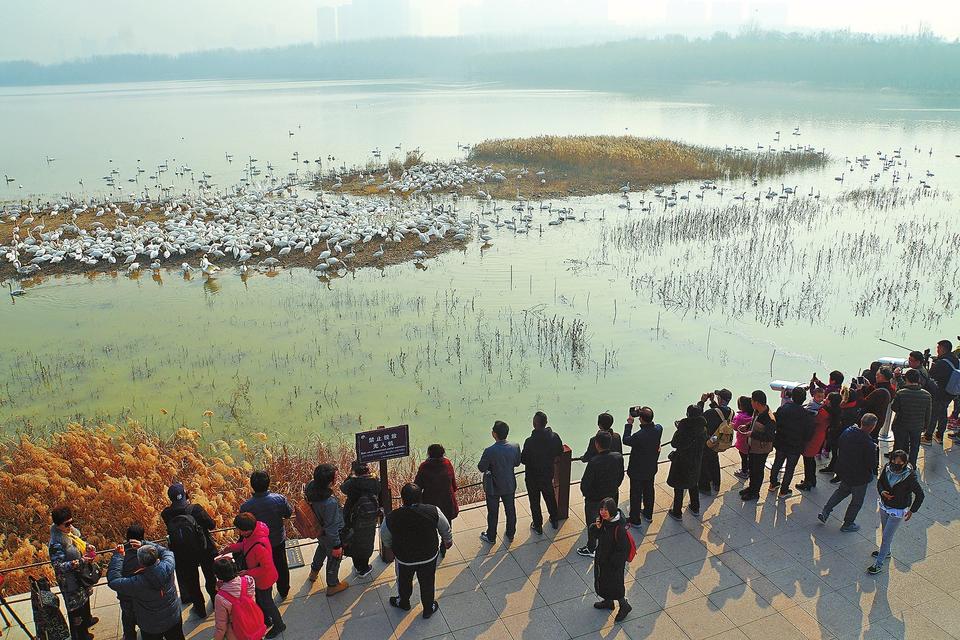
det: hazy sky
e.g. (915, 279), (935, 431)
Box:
(2, 0), (957, 63)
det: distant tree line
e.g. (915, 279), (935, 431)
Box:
(1, 31), (957, 93)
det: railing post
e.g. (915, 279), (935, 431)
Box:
(553, 445), (572, 521)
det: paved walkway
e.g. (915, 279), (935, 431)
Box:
(4, 441), (959, 640)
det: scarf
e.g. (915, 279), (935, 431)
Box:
(884, 465), (910, 488)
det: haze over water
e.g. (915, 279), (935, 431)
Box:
(2, 79), (959, 458)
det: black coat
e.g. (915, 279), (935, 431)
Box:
(593, 510), (630, 601)
(667, 417), (707, 489)
(341, 475), (380, 560)
(521, 427), (564, 482)
(877, 464), (924, 512)
(773, 402), (813, 455)
(580, 450), (624, 501)
(159, 502), (216, 559)
(836, 426), (877, 486)
(622, 422), (661, 478)
(582, 430), (622, 462)
(930, 353), (959, 400)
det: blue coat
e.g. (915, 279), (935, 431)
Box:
(241, 491), (293, 547)
(478, 440), (522, 496)
(107, 546), (180, 634)
(622, 422), (662, 478)
(836, 426), (877, 486)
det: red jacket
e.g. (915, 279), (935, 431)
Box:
(414, 457), (459, 522)
(226, 521), (277, 589)
(803, 408), (830, 457)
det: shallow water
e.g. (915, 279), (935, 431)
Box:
(1, 80), (959, 458)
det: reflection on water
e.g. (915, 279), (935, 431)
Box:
(1, 80), (959, 459)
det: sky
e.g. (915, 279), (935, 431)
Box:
(1, 0), (957, 64)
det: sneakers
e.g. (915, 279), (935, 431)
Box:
(576, 545), (595, 558)
(769, 481), (781, 490)
(389, 596), (411, 610)
(614, 602), (633, 622)
(593, 600), (615, 610)
(423, 601), (439, 619)
(479, 531), (495, 544)
(642, 513), (654, 522)
(265, 623), (286, 639)
(866, 565), (882, 575)
(795, 482), (815, 491)
(326, 581), (349, 597)
(829, 476), (841, 484)
(307, 569), (320, 582)
(688, 505), (700, 516)
(778, 489), (794, 499)
(667, 510), (683, 521)
(550, 519), (559, 530)
(840, 522), (861, 533)
(530, 522), (544, 535)
(355, 566), (374, 580)
(740, 492), (759, 501)
(733, 470), (749, 479)
(920, 435), (933, 446)
(817, 513), (828, 524)
(933, 433), (943, 445)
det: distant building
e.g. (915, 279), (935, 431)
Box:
(337, 0), (414, 41)
(316, 6), (338, 44)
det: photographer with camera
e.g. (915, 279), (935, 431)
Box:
(622, 405), (661, 525)
(697, 389), (734, 495)
(666, 405), (708, 519)
(921, 339), (959, 446)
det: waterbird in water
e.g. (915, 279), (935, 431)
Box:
(5, 281), (25, 296)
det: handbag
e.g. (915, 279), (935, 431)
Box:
(78, 560), (102, 588)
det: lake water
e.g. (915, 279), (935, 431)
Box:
(1, 79), (959, 458)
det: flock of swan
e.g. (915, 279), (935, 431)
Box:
(335, 161), (514, 197)
(1, 188), (473, 280)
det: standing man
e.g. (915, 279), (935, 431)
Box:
(521, 411), (564, 534)
(478, 420), (521, 544)
(240, 471), (294, 599)
(739, 391), (776, 502)
(582, 413), (623, 462)
(697, 389), (733, 494)
(817, 414), (879, 532)
(921, 340), (959, 446)
(576, 430), (624, 557)
(107, 544), (184, 640)
(117, 524), (145, 640)
(891, 369), (932, 467)
(160, 483), (217, 619)
(770, 386), (812, 499)
(622, 406), (661, 525)
(382, 483), (453, 620)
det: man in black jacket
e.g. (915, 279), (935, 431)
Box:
(521, 411), (565, 534)
(577, 431), (624, 557)
(159, 483), (217, 619)
(817, 414), (878, 532)
(117, 524), (145, 640)
(582, 413), (622, 462)
(922, 339), (959, 445)
(769, 386), (813, 499)
(381, 483), (453, 620)
(697, 389), (733, 494)
(622, 406), (661, 525)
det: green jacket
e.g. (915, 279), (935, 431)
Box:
(891, 384), (932, 433)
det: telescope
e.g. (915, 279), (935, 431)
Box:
(769, 380), (807, 392)
(877, 357), (908, 368)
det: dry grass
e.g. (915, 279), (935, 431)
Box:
(0, 422), (480, 594)
(467, 135), (827, 199)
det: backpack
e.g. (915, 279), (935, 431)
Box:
(706, 408), (734, 452)
(218, 576), (266, 640)
(294, 499), (324, 539)
(234, 541), (265, 573)
(352, 493), (380, 523)
(166, 512), (208, 553)
(615, 525), (637, 563)
(942, 358), (960, 396)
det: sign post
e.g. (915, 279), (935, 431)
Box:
(355, 424), (410, 563)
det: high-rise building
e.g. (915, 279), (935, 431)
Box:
(316, 6), (338, 44)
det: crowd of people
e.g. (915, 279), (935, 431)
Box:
(41, 340), (958, 639)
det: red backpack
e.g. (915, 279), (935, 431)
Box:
(615, 525), (637, 563)
(219, 576), (267, 640)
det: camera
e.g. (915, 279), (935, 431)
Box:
(769, 380), (805, 392)
(629, 406), (641, 418)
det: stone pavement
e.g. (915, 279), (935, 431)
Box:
(3, 440), (959, 640)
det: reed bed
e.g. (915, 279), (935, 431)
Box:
(0, 422), (481, 594)
(466, 135), (827, 199)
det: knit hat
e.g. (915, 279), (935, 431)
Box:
(167, 482), (186, 503)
